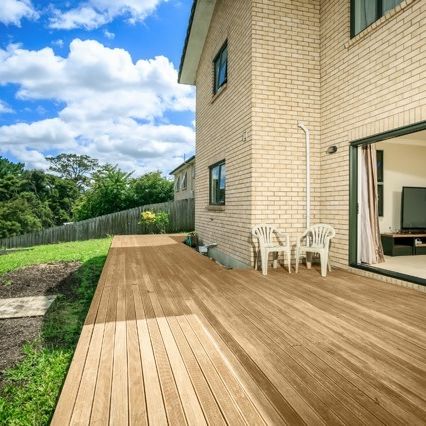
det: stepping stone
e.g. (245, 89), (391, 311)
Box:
(0, 295), (57, 319)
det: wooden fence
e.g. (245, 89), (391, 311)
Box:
(0, 198), (195, 249)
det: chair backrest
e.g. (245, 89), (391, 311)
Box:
(306, 224), (335, 247)
(252, 225), (275, 246)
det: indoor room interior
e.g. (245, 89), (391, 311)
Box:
(357, 129), (426, 281)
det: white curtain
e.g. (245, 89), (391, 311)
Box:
(360, 145), (385, 265)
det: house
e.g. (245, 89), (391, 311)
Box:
(178, 0), (426, 286)
(170, 155), (195, 201)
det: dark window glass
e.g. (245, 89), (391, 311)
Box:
(377, 150), (383, 183)
(182, 172), (187, 190)
(213, 42), (228, 94)
(351, 0), (402, 37)
(209, 162), (226, 205)
(382, 0), (402, 13)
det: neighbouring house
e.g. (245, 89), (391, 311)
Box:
(178, 0), (426, 286)
(170, 155), (195, 201)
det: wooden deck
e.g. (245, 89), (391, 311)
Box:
(52, 235), (426, 425)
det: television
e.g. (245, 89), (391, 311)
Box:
(401, 187), (426, 232)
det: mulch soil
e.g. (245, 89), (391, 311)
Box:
(0, 262), (81, 387)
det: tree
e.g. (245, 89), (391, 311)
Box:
(0, 192), (53, 238)
(130, 172), (174, 207)
(73, 165), (133, 221)
(47, 154), (99, 190)
(0, 156), (25, 178)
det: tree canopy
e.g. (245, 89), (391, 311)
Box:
(47, 153), (99, 190)
(0, 155), (174, 238)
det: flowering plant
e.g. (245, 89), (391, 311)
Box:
(139, 210), (169, 234)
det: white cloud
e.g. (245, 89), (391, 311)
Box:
(49, 0), (166, 30)
(0, 0), (38, 26)
(52, 39), (64, 48)
(0, 39), (195, 174)
(103, 29), (115, 39)
(0, 100), (14, 114)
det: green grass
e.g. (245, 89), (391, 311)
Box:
(0, 238), (112, 275)
(0, 239), (111, 425)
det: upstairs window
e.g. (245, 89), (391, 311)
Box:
(209, 161), (226, 205)
(175, 176), (180, 192)
(351, 0), (402, 37)
(213, 42), (228, 94)
(181, 172), (188, 190)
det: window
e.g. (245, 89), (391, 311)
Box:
(351, 0), (402, 37)
(181, 171), (188, 190)
(213, 42), (228, 94)
(209, 161), (226, 205)
(175, 176), (180, 192)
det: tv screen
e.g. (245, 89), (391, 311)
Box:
(401, 187), (426, 231)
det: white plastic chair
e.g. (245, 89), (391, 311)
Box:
(252, 225), (291, 275)
(295, 224), (335, 277)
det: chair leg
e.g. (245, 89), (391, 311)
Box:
(295, 249), (299, 273)
(261, 249), (268, 276)
(273, 252), (278, 269)
(306, 252), (312, 269)
(287, 251), (291, 274)
(321, 252), (328, 277)
(254, 249), (259, 270)
(328, 257), (332, 272)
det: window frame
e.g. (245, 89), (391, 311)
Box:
(209, 160), (226, 206)
(175, 176), (180, 192)
(350, 0), (402, 38)
(213, 41), (228, 95)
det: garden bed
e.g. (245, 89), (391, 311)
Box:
(0, 238), (110, 425)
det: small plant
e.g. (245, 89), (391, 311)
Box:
(185, 231), (198, 248)
(139, 210), (170, 234)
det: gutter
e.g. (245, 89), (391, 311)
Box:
(298, 123), (311, 229)
(178, 0), (198, 82)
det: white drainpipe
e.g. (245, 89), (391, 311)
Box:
(298, 122), (311, 229)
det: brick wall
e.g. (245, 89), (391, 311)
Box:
(320, 0), (426, 267)
(193, 0), (426, 270)
(194, 0), (253, 264)
(251, 0), (321, 261)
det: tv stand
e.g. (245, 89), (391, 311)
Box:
(381, 232), (426, 256)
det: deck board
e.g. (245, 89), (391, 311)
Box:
(52, 235), (426, 425)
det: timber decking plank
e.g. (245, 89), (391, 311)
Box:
(90, 285), (117, 425)
(110, 267), (128, 425)
(125, 285), (147, 426)
(132, 284), (168, 425)
(70, 286), (112, 425)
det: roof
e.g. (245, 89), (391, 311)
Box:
(169, 155), (195, 176)
(178, 0), (217, 85)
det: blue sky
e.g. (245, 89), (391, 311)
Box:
(0, 0), (195, 175)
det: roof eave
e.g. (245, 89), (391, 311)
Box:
(178, 0), (216, 85)
(169, 155), (196, 176)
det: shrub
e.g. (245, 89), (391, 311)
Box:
(139, 210), (169, 234)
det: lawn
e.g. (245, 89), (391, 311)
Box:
(0, 238), (111, 425)
(0, 238), (112, 275)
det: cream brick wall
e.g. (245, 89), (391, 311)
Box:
(193, 0), (426, 270)
(251, 0), (321, 260)
(194, 0), (253, 265)
(320, 0), (426, 268)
